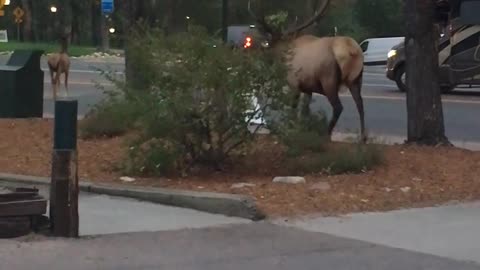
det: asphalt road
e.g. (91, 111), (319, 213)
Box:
(1, 222), (480, 270)
(1, 55), (480, 146)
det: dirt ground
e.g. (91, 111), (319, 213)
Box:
(2, 118), (480, 218)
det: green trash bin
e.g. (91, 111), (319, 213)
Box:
(0, 49), (44, 118)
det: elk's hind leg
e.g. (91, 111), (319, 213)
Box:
(48, 66), (57, 101)
(321, 70), (343, 140)
(325, 92), (343, 140)
(348, 69), (366, 143)
(64, 70), (69, 98)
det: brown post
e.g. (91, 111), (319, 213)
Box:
(50, 99), (79, 238)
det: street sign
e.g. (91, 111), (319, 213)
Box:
(13, 6), (24, 21)
(101, 0), (114, 14)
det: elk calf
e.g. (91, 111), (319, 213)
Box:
(47, 34), (70, 100)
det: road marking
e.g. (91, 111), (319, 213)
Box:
(363, 83), (397, 88)
(43, 81), (112, 86)
(339, 93), (480, 105)
(41, 68), (124, 74)
(364, 72), (386, 77)
(332, 131), (480, 151)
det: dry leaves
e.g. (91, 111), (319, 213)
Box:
(1, 118), (480, 218)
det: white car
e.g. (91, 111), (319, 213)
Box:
(359, 37), (405, 66)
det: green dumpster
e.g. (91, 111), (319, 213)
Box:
(0, 49), (44, 118)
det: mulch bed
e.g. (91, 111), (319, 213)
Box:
(1, 118), (480, 219)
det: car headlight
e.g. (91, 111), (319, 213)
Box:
(387, 49), (397, 58)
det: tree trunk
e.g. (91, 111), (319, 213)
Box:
(91, 0), (100, 47)
(58, 0), (73, 39)
(21, 0), (33, 41)
(161, 0), (176, 35)
(404, 0), (451, 146)
(222, 0), (229, 42)
(123, 0), (138, 85)
(100, 14), (109, 51)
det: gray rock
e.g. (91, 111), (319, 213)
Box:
(231, 183), (256, 189)
(273, 176), (306, 184)
(310, 182), (331, 192)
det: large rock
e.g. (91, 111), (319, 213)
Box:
(310, 182), (331, 192)
(273, 176), (306, 184)
(231, 183), (256, 189)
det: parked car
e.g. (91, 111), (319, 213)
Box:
(386, 19), (480, 93)
(358, 37), (405, 66)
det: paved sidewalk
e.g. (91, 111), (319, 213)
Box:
(1, 184), (250, 236)
(274, 201), (480, 264)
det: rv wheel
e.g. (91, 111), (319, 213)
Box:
(394, 65), (407, 92)
(440, 85), (454, 93)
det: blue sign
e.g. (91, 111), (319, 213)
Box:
(101, 0), (114, 14)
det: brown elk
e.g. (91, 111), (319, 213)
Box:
(47, 32), (71, 100)
(248, 0), (367, 143)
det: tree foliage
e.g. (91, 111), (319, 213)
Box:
(82, 24), (290, 176)
(0, 0), (404, 46)
(353, 0), (405, 38)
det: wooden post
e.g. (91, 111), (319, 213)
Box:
(49, 99), (79, 238)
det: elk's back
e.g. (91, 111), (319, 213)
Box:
(286, 35), (363, 89)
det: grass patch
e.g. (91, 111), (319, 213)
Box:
(0, 42), (97, 57)
(287, 142), (384, 175)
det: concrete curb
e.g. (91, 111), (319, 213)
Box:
(0, 173), (265, 221)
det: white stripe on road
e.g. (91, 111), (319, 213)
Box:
(43, 81), (112, 86)
(332, 131), (480, 151)
(41, 68), (124, 74)
(363, 83), (397, 88)
(364, 72), (386, 77)
(339, 93), (480, 105)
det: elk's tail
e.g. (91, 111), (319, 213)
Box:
(331, 37), (364, 84)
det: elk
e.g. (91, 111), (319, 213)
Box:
(47, 32), (71, 100)
(248, 0), (367, 143)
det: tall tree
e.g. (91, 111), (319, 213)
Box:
(353, 0), (404, 37)
(20, 0), (33, 41)
(404, 0), (451, 145)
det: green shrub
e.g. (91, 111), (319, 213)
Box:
(287, 143), (384, 175)
(79, 96), (145, 139)
(273, 111), (329, 157)
(97, 24), (289, 176)
(265, 95), (383, 175)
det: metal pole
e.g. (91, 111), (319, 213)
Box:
(50, 99), (79, 238)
